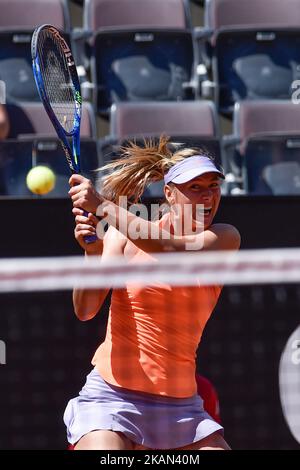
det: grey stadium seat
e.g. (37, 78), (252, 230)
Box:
(5, 102), (96, 138)
(100, 100), (223, 198)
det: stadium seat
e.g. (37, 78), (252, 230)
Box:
(82, 0), (199, 115)
(233, 100), (300, 140)
(84, 0), (192, 30)
(0, 137), (99, 197)
(242, 135), (300, 195)
(224, 100), (300, 195)
(201, 0), (300, 114)
(99, 100), (224, 198)
(5, 102), (96, 138)
(0, 0), (71, 103)
(109, 100), (218, 139)
(0, 0), (70, 30)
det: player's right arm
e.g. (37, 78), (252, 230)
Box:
(72, 208), (126, 321)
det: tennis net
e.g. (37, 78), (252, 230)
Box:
(0, 248), (299, 450)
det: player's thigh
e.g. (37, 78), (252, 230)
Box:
(175, 431), (231, 451)
(74, 430), (134, 450)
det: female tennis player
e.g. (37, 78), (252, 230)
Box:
(65, 136), (240, 450)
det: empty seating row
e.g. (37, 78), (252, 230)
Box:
(1, 99), (300, 197)
(1, 0), (300, 117)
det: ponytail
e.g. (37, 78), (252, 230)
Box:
(96, 135), (204, 203)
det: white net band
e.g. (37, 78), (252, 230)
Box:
(1, 248), (300, 292)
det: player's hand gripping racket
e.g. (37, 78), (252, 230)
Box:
(31, 24), (97, 243)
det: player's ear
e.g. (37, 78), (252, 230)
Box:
(164, 184), (175, 205)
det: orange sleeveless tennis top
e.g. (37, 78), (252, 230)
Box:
(92, 249), (222, 398)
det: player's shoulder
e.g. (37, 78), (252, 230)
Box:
(209, 223), (241, 251)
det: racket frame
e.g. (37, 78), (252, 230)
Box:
(31, 24), (82, 174)
(31, 24), (97, 243)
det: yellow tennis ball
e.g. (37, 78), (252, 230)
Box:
(26, 166), (56, 195)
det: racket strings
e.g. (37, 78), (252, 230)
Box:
(37, 29), (76, 134)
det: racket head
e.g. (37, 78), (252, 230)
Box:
(31, 24), (82, 173)
(279, 325), (300, 445)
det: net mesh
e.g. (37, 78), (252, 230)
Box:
(37, 28), (76, 133)
(0, 250), (299, 450)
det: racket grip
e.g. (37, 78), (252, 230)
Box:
(83, 210), (98, 244)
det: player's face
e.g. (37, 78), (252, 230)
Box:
(165, 173), (222, 230)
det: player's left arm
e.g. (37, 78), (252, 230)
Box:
(69, 176), (241, 253)
(202, 223), (241, 252)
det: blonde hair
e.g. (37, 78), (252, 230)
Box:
(97, 135), (210, 203)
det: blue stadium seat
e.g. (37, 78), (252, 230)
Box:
(0, 137), (99, 197)
(224, 100), (300, 195)
(202, 0), (300, 114)
(0, 0), (71, 103)
(244, 135), (300, 195)
(82, 0), (199, 115)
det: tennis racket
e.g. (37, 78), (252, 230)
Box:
(279, 325), (300, 445)
(31, 24), (97, 243)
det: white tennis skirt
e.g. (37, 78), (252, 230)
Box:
(63, 367), (223, 449)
